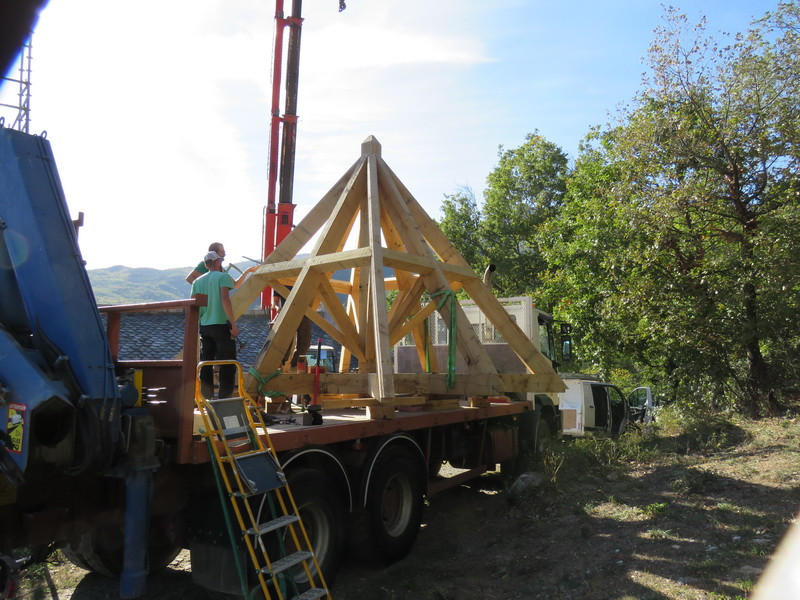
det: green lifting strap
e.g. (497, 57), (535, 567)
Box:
(247, 368), (284, 398)
(431, 289), (457, 388)
(424, 321), (431, 373)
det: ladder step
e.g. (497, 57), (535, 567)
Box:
(220, 449), (269, 462)
(221, 425), (249, 438)
(291, 588), (328, 600)
(208, 396), (247, 405)
(229, 452), (286, 496)
(261, 550), (313, 576)
(246, 514), (299, 536)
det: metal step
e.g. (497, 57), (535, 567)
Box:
(261, 550), (313, 576)
(246, 514), (300, 536)
(208, 396), (247, 405)
(291, 588), (328, 600)
(220, 449), (269, 462)
(221, 425), (249, 438)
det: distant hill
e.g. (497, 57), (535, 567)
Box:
(88, 262), (257, 305)
(87, 259), (389, 305)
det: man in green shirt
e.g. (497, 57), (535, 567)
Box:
(185, 242), (256, 286)
(190, 251), (238, 399)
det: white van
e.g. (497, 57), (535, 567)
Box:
(559, 376), (642, 437)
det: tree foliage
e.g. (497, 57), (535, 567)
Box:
(542, 3), (800, 415)
(440, 132), (568, 296)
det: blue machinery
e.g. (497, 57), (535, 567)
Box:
(0, 127), (156, 598)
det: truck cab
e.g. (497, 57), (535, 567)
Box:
(305, 344), (337, 373)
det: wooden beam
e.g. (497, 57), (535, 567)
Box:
(380, 211), (438, 373)
(365, 151), (395, 400)
(311, 166), (367, 257)
(255, 372), (562, 396)
(381, 160), (474, 268)
(271, 277), (352, 295)
(382, 247), (479, 282)
(316, 276), (367, 361)
(353, 193), (373, 371)
(386, 276), (426, 341)
(389, 300), (437, 346)
(270, 281), (365, 363)
(379, 159), (560, 380)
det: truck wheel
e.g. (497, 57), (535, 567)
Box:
(274, 468), (345, 589)
(350, 446), (425, 565)
(62, 514), (180, 576)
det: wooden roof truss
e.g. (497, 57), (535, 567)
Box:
(232, 136), (565, 415)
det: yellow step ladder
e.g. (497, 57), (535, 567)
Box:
(195, 360), (331, 600)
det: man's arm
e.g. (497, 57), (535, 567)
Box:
(233, 265), (259, 288)
(186, 269), (203, 284)
(220, 287), (238, 337)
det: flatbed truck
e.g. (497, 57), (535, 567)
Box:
(0, 128), (562, 598)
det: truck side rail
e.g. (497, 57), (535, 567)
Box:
(99, 299), (200, 463)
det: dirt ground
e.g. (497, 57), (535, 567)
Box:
(16, 415), (800, 600)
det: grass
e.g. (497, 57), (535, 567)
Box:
(522, 407), (799, 600)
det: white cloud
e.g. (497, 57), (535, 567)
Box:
(9, 0), (497, 269)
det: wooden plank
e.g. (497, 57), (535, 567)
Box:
(316, 276), (367, 361)
(366, 152), (395, 401)
(389, 300), (437, 346)
(367, 404), (396, 420)
(382, 248), (479, 282)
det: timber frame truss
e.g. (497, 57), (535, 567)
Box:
(232, 136), (565, 418)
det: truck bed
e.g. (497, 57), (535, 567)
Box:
(188, 400), (532, 461)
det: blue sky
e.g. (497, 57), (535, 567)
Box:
(0, 0), (776, 269)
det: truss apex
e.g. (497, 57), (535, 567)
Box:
(361, 135), (382, 157)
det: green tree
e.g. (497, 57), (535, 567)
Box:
(439, 186), (485, 271)
(543, 4), (800, 415)
(440, 132), (569, 296)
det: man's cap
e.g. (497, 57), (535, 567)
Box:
(204, 251), (223, 263)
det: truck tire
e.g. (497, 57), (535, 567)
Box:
(62, 514), (180, 577)
(274, 468), (345, 589)
(350, 445), (425, 565)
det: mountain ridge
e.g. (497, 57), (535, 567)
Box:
(87, 262), (258, 305)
